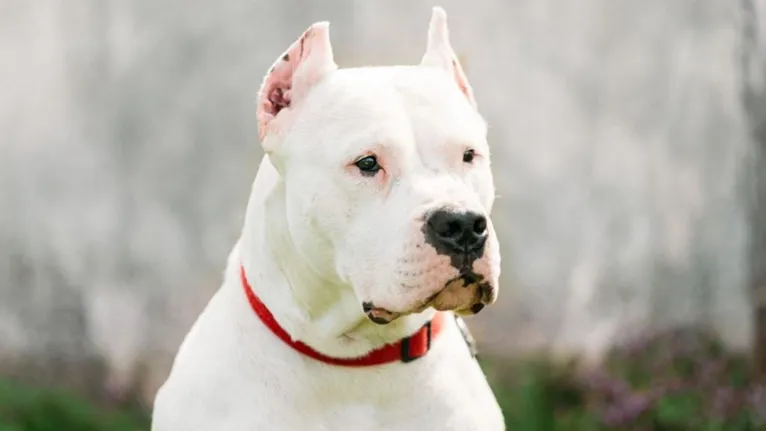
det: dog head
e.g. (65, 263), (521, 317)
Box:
(256, 7), (500, 324)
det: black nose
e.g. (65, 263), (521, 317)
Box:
(424, 210), (488, 255)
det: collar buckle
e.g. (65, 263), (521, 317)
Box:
(400, 320), (433, 363)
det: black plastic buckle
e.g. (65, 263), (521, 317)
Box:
(400, 320), (432, 363)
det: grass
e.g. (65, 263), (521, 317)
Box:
(486, 326), (766, 430)
(0, 379), (148, 431)
(0, 326), (764, 430)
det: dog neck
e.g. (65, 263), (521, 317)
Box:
(237, 156), (435, 359)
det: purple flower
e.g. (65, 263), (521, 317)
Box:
(622, 393), (653, 416)
(697, 360), (724, 387)
(582, 371), (631, 398)
(599, 393), (652, 426)
(601, 406), (628, 427)
(713, 387), (737, 419)
(747, 385), (766, 424)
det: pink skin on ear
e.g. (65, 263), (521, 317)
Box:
(451, 57), (475, 109)
(256, 23), (336, 142)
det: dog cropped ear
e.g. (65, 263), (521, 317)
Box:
(257, 22), (337, 146)
(420, 7), (476, 109)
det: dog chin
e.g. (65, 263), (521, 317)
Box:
(362, 271), (496, 325)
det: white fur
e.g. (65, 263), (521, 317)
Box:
(152, 7), (504, 430)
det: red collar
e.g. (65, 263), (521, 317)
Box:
(240, 265), (446, 366)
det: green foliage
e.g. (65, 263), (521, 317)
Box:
(0, 380), (148, 431)
(484, 327), (766, 430)
(0, 327), (764, 430)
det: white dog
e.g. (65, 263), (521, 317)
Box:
(152, 7), (504, 430)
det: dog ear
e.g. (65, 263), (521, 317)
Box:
(420, 7), (476, 109)
(257, 22), (337, 145)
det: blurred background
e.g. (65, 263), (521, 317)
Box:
(1, 0), (766, 429)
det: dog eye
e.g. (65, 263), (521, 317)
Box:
(462, 149), (476, 164)
(354, 156), (380, 175)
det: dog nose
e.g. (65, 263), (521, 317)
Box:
(425, 210), (487, 254)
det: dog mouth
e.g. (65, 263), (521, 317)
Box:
(362, 301), (400, 325)
(362, 270), (494, 325)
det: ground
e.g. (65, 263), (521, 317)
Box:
(1, 327), (764, 430)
